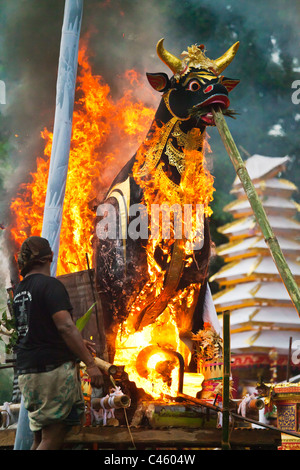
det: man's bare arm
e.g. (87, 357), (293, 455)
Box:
(52, 310), (102, 387)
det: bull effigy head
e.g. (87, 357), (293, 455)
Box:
(147, 39), (240, 125)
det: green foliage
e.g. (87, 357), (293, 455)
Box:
(0, 338), (13, 406)
(76, 303), (96, 332)
(0, 310), (17, 354)
(0, 368), (13, 405)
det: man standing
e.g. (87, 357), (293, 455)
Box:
(13, 236), (102, 450)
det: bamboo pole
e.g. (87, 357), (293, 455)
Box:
(222, 310), (231, 450)
(91, 394), (131, 411)
(94, 357), (117, 376)
(286, 336), (293, 382)
(212, 108), (300, 317)
(176, 393), (300, 440)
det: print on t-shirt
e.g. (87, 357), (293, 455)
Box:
(14, 290), (32, 339)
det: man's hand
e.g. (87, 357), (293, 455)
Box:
(85, 363), (103, 388)
(83, 339), (96, 355)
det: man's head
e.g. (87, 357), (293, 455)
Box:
(17, 236), (53, 277)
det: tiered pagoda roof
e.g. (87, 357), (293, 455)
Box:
(211, 154), (300, 357)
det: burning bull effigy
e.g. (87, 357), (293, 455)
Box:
(94, 39), (239, 399)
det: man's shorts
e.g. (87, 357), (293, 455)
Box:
(18, 361), (85, 432)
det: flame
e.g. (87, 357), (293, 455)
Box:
(9, 42), (212, 400)
(113, 126), (214, 399)
(114, 309), (181, 398)
(9, 133), (52, 250)
(114, 288), (205, 398)
(9, 42), (156, 275)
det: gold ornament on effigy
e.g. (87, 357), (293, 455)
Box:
(172, 122), (205, 151)
(165, 140), (186, 174)
(156, 38), (240, 79)
(136, 117), (177, 177)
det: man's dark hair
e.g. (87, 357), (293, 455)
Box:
(17, 236), (53, 277)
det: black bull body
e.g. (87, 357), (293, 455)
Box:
(93, 39), (239, 362)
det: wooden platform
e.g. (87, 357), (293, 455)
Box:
(0, 425), (281, 450)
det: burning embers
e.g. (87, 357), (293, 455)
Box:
(114, 309), (182, 398)
(113, 316), (223, 400)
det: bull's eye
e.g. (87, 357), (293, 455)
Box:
(187, 79), (201, 92)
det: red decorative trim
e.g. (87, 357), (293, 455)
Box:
(274, 385), (300, 394)
(231, 354), (288, 368)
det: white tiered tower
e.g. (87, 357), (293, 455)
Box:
(211, 154), (300, 390)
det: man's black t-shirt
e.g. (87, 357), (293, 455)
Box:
(13, 273), (77, 374)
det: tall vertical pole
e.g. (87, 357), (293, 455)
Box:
(42, 0), (83, 276)
(14, 1), (83, 450)
(286, 336), (293, 382)
(222, 310), (231, 450)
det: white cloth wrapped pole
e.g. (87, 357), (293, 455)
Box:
(0, 402), (19, 428)
(203, 284), (222, 335)
(92, 387), (131, 426)
(42, 0), (83, 276)
(14, 1), (84, 451)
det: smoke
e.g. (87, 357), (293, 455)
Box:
(0, 0), (176, 210)
(0, 1), (63, 208)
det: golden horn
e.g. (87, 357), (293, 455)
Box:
(214, 41), (240, 74)
(156, 38), (183, 74)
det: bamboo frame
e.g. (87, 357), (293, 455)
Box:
(212, 108), (300, 317)
(91, 394), (131, 411)
(222, 310), (231, 450)
(94, 357), (118, 376)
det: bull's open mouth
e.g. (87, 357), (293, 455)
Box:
(200, 94), (230, 109)
(190, 94), (237, 126)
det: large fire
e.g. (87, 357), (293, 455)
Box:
(9, 42), (156, 275)
(113, 126), (214, 398)
(9, 42), (214, 399)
